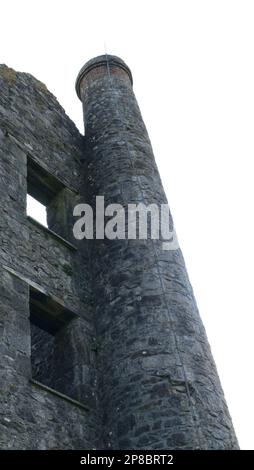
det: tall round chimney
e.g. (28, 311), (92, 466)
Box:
(75, 55), (238, 450)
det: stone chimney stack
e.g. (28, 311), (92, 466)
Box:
(76, 55), (238, 449)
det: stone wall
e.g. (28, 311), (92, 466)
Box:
(0, 57), (239, 450)
(0, 65), (98, 449)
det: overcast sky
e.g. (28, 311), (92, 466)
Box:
(1, 0), (254, 449)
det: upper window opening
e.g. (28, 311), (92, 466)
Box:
(27, 156), (64, 205)
(26, 156), (70, 239)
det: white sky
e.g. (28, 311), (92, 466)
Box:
(1, 0), (254, 449)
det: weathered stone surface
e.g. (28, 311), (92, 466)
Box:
(0, 64), (98, 449)
(0, 56), (238, 450)
(76, 55), (239, 450)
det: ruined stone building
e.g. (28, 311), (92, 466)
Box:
(0, 55), (238, 449)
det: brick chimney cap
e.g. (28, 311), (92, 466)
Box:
(75, 54), (133, 100)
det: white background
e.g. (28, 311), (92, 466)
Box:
(1, 0), (254, 449)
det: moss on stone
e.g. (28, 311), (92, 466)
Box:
(1, 67), (17, 84)
(34, 79), (49, 93)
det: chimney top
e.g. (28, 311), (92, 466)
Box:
(75, 55), (133, 100)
